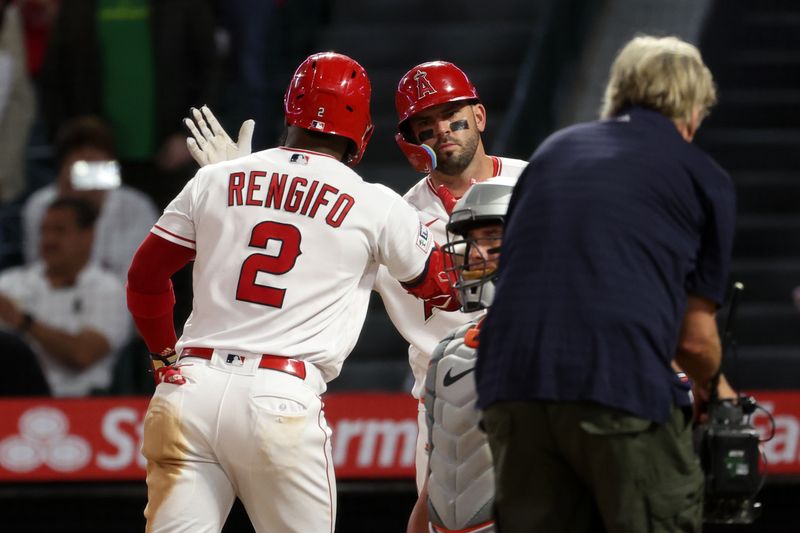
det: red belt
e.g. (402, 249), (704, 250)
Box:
(180, 347), (307, 380)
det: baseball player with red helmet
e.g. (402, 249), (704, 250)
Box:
(375, 62), (526, 532)
(181, 60), (528, 531)
(126, 52), (455, 533)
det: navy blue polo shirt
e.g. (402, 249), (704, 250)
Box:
(477, 107), (736, 424)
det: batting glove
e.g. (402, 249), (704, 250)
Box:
(185, 105), (254, 166)
(150, 349), (186, 386)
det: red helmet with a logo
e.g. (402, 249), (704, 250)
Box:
(394, 61), (480, 172)
(284, 52), (374, 166)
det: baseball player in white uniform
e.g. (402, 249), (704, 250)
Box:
(423, 177), (516, 533)
(380, 62), (526, 533)
(126, 52), (455, 533)
(182, 61), (527, 532)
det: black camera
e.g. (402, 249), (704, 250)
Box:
(693, 282), (771, 524)
(694, 395), (763, 524)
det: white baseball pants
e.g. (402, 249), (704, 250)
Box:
(141, 349), (335, 533)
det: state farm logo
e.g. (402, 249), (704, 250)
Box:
(0, 407), (91, 472)
(752, 401), (800, 467)
(332, 418), (417, 468)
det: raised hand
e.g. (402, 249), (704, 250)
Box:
(185, 105), (255, 166)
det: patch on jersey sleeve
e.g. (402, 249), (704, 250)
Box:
(416, 221), (431, 252)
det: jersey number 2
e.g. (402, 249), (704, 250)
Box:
(236, 221), (302, 308)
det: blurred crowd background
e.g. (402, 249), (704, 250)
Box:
(0, 0), (798, 531)
(1, 0), (797, 403)
(0, 0), (332, 398)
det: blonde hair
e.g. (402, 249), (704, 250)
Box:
(601, 35), (717, 123)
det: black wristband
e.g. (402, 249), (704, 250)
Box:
(18, 312), (33, 333)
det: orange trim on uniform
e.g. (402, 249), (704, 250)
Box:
(431, 520), (495, 533)
(464, 316), (485, 348)
(464, 327), (480, 348)
(180, 347), (307, 380)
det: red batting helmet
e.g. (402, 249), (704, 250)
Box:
(395, 61), (480, 172)
(284, 52), (374, 166)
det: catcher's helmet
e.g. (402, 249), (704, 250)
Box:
(443, 177), (514, 312)
(394, 61), (480, 173)
(284, 52), (374, 166)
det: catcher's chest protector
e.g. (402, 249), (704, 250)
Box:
(423, 320), (495, 532)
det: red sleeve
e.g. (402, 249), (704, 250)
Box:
(400, 245), (461, 312)
(126, 233), (195, 354)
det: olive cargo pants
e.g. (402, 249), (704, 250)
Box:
(482, 400), (703, 533)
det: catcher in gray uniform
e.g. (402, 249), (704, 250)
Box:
(422, 177), (515, 533)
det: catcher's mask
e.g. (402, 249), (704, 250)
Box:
(394, 61), (480, 173)
(443, 177), (514, 312)
(284, 52), (374, 166)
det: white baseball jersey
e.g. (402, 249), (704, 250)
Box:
(152, 147), (434, 384)
(374, 156), (527, 400)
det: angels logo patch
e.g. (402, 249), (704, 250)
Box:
(414, 70), (437, 100)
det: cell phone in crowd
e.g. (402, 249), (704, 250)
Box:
(70, 160), (122, 190)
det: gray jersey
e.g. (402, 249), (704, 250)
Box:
(424, 318), (495, 532)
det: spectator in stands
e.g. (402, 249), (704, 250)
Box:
(13, 0), (61, 200)
(38, 0), (217, 208)
(22, 116), (158, 279)
(212, 0), (330, 150)
(0, 197), (131, 396)
(0, 0), (36, 203)
(215, 0), (281, 151)
(17, 0), (60, 82)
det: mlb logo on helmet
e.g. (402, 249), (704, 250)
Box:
(414, 70), (437, 100)
(311, 120), (326, 130)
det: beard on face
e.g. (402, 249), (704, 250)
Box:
(435, 129), (479, 176)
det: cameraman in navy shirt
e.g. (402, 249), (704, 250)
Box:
(478, 35), (736, 533)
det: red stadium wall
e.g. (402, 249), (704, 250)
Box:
(0, 391), (798, 482)
(0, 393), (419, 481)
